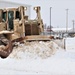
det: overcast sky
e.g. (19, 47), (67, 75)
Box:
(2, 0), (75, 28)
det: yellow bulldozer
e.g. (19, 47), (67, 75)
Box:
(0, 6), (44, 39)
(0, 6), (52, 58)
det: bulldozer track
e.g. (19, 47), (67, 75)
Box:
(0, 34), (13, 58)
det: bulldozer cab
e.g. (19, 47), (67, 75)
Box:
(1, 8), (22, 31)
(0, 9), (14, 30)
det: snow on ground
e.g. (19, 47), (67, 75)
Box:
(0, 40), (75, 75)
(9, 41), (60, 59)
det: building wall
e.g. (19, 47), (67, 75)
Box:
(0, 1), (31, 18)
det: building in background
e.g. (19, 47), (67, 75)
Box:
(0, 0), (31, 19)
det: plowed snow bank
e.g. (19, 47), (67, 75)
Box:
(9, 41), (62, 59)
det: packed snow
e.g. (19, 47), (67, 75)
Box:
(0, 40), (75, 75)
(9, 41), (61, 59)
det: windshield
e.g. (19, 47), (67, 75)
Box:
(2, 12), (7, 21)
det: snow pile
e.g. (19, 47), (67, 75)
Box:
(1, 40), (75, 74)
(9, 41), (61, 59)
(65, 37), (75, 50)
(54, 39), (65, 49)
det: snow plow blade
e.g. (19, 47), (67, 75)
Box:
(25, 35), (54, 41)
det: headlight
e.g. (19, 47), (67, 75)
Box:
(24, 7), (27, 10)
(34, 7), (37, 10)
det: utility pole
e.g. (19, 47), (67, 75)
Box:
(50, 7), (52, 35)
(66, 9), (69, 32)
(72, 20), (74, 32)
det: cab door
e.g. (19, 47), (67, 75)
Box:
(8, 11), (14, 30)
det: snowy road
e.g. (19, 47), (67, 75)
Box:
(0, 50), (75, 75)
